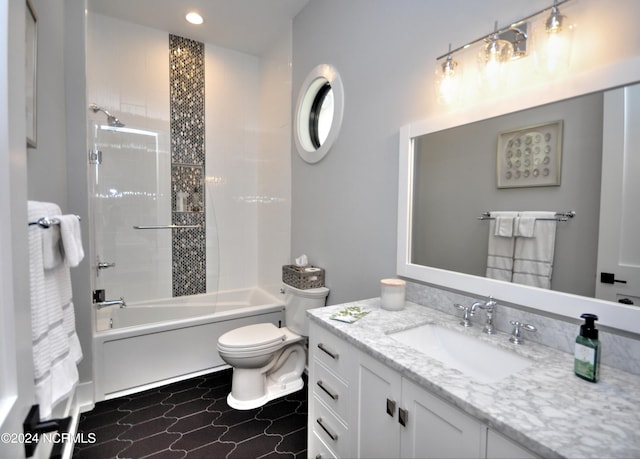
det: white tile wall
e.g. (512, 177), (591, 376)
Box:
(257, 30), (293, 295)
(87, 13), (291, 301)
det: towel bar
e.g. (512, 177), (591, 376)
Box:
(478, 211), (575, 222)
(133, 224), (201, 229)
(28, 215), (81, 228)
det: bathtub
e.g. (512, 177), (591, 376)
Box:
(92, 288), (285, 401)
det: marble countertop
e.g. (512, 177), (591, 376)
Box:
(308, 299), (640, 459)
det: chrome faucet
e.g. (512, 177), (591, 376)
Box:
(509, 320), (537, 344)
(476, 296), (497, 335)
(95, 297), (126, 310)
(454, 303), (475, 327)
(456, 297), (497, 331)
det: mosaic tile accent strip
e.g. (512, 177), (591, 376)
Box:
(172, 212), (206, 297)
(73, 369), (308, 459)
(170, 34), (206, 297)
(169, 35), (205, 166)
(172, 165), (205, 213)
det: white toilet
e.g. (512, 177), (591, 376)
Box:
(217, 284), (330, 410)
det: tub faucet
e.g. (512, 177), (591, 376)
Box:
(95, 297), (126, 310)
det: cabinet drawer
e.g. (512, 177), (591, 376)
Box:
(309, 322), (354, 382)
(309, 431), (338, 459)
(312, 395), (350, 458)
(312, 360), (350, 422)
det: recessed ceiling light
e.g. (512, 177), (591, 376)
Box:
(185, 12), (204, 25)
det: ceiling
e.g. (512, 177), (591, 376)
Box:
(88, 0), (310, 57)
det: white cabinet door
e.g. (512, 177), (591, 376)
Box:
(486, 429), (538, 459)
(596, 83), (640, 305)
(357, 353), (484, 459)
(356, 352), (402, 459)
(401, 378), (484, 459)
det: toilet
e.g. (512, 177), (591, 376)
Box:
(217, 284), (330, 410)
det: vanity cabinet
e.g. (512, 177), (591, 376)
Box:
(308, 322), (539, 459)
(357, 352), (485, 459)
(485, 430), (538, 459)
(308, 322), (357, 458)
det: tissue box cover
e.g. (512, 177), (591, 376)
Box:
(282, 265), (325, 289)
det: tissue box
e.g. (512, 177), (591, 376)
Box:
(282, 265), (325, 289)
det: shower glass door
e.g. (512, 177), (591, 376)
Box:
(89, 116), (220, 309)
(89, 121), (173, 304)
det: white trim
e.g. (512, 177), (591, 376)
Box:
(294, 64), (344, 164)
(398, 57), (640, 335)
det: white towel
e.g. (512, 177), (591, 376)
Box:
(514, 215), (536, 238)
(485, 211), (517, 282)
(55, 214), (84, 267)
(512, 211), (557, 289)
(39, 202), (63, 270)
(495, 214), (515, 237)
(28, 201), (83, 420)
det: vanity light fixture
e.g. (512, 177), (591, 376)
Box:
(434, 45), (461, 106)
(434, 0), (573, 104)
(478, 23), (515, 92)
(185, 11), (204, 25)
(536, 0), (574, 75)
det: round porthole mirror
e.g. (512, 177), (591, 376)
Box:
(294, 64), (344, 163)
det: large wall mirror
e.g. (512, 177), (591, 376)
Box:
(397, 58), (640, 334)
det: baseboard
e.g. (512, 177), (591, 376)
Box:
(75, 381), (95, 414)
(104, 365), (229, 401)
(32, 387), (81, 459)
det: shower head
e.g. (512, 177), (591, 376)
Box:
(89, 103), (125, 127)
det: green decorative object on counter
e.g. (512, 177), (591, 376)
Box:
(330, 306), (370, 323)
(574, 313), (600, 382)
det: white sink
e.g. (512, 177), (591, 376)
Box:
(389, 324), (532, 383)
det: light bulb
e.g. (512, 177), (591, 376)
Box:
(478, 34), (513, 92)
(185, 12), (204, 25)
(435, 55), (461, 105)
(534, 5), (573, 75)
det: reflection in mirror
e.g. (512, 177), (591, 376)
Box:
(398, 80), (640, 335)
(411, 92), (603, 298)
(309, 83), (334, 149)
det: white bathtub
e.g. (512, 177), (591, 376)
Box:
(92, 288), (285, 401)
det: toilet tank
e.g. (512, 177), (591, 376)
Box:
(283, 284), (330, 336)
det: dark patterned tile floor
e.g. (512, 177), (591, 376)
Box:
(73, 369), (307, 459)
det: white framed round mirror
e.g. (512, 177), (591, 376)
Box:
(294, 64), (344, 163)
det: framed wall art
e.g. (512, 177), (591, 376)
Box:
(496, 120), (563, 188)
(26, 0), (37, 148)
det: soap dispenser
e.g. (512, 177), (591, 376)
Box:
(574, 313), (600, 382)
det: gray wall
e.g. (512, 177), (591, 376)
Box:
(291, 0), (556, 305)
(26, 0), (67, 205)
(412, 92), (603, 297)
(25, 0), (92, 383)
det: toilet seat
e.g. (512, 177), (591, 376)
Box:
(218, 323), (287, 354)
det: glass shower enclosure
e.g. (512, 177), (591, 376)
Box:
(88, 119), (218, 306)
